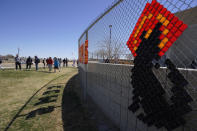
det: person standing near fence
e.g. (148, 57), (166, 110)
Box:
(0, 58), (3, 70)
(58, 58), (62, 69)
(54, 57), (60, 73)
(63, 58), (66, 67)
(26, 56), (32, 70)
(43, 58), (46, 69)
(15, 54), (21, 70)
(65, 58), (68, 67)
(46, 58), (49, 68)
(34, 56), (40, 71)
(48, 57), (53, 72)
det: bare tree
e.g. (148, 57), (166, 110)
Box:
(97, 48), (107, 60)
(112, 40), (122, 63)
(96, 39), (122, 63)
(126, 54), (134, 60)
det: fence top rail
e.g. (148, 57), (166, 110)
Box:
(78, 0), (123, 42)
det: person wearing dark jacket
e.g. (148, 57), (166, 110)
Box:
(26, 56), (32, 70)
(43, 58), (46, 69)
(63, 58), (66, 67)
(65, 58), (68, 67)
(0, 58), (2, 70)
(34, 56), (40, 71)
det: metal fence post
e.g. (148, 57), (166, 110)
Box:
(84, 31), (88, 103)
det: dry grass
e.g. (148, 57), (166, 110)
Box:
(0, 67), (78, 131)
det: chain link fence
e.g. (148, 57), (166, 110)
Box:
(78, 0), (197, 131)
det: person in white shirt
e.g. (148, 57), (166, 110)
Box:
(15, 54), (21, 70)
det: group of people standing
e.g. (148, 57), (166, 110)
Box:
(44, 57), (68, 72)
(25, 56), (40, 70)
(14, 55), (69, 72)
(15, 55), (41, 71)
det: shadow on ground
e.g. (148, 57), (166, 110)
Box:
(34, 95), (58, 106)
(25, 106), (59, 120)
(42, 89), (60, 95)
(61, 74), (98, 131)
(23, 85), (62, 120)
(4, 74), (68, 131)
(61, 74), (119, 131)
(4, 73), (117, 131)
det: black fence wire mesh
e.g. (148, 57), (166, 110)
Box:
(78, 0), (197, 131)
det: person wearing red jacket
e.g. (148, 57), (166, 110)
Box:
(48, 57), (53, 72)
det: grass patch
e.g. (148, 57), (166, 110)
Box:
(0, 67), (78, 131)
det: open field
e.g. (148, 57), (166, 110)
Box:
(0, 67), (78, 130)
(0, 66), (117, 131)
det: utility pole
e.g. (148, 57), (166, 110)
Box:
(109, 25), (112, 59)
(17, 48), (20, 56)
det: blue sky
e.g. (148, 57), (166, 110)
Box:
(0, 0), (114, 59)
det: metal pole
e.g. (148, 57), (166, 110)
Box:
(18, 48), (20, 56)
(109, 25), (112, 60)
(84, 31), (88, 103)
